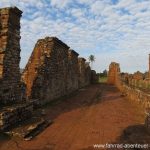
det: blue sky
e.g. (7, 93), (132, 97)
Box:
(0, 0), (150, 73)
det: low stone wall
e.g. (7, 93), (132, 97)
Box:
(120, 83), (150, 110)
(0, 103), (33, 131)
(107, 62), (150, 110)
(108, 62), (150, 134)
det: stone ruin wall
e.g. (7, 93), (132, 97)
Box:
(0, 6), (97, 130)
(107, 61), (150, 133)
(0, 7), (33, 131)
(22, 37), (93, 105)
(0, 7), (22, 104)
(0, 6), (97, 107)
(78, 58), (86, 88)
(67, 49), (79, 94)
(107, 61), (150, 110)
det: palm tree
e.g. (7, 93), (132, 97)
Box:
(88, 55), (95, 69)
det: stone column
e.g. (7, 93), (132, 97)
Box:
(107, 62), (120, 85)
(0, 7), (22, 104)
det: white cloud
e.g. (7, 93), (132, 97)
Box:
(91, 1), (108, 15)
(0, 0), (150, 73)
(50, 0), (71, 8)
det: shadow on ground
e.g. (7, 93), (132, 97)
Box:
(42, 83), (105, 121)
(106, 124), (150, 150)
(0, 132), (10, 141)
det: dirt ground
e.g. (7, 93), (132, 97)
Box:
(0, 83), (149, 150)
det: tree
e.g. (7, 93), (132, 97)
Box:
(103, 69), (107, 77)
(88, 55), (95, 69)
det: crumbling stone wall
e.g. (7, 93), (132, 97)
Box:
(21, 38), (48, 98)
(22, 37), (94, 104)
(22, 37), (70, 104)
(67, 49), (79, 94)
(78, 58), (86, 88)
(85, 62), (92, 85)
(133, 71), (143, 80)
(108, 61), (150, 132)
(0, 103), (33, 131)
(0, 7), (22, 104)
(0, 7), (33, 131)
(107, 62), (150, 106)
(78, 59), (92, 87)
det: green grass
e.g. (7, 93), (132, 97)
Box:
(99, 77), (107, 83)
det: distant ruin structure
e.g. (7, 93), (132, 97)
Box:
(0, 7), (22, 104)
(107, 58), (150, 134)
(107, 62), (120, 85)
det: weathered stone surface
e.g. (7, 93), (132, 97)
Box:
(0, 6), (97, 132)
(107, 59), (150, 112)
(107, 62), (120, 85)
(78, 57), (86, 88)
(22, 37), (93, 105)
(85, 62), (92, 85)
(67, 49), (79, 93)
(0, 7), (22, 104)
(0, 103), (33, 131)
(22, 37), (70, 104)
(133, 71), (143, 80)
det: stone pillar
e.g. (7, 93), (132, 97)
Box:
(0, 7), (22, 104)
(107, 62), (120, 85)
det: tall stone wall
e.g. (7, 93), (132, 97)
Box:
(67, 49), (79, 94)
(78, 58), (86, 88)
(0, 7), (22, 104)
(85, 62), (92, 85)
(22, 37), (93, 105)
(21, 38), (48, 98)
(22, 37), (69, 104)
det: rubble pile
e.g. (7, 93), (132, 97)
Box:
(0, 103), (33, 131)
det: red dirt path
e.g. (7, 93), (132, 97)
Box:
(0, 84), (149, 150)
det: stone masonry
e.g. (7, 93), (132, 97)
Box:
(22, 37), (93, 105)
(0, 6), (97, 130)
(0, 7), (33, 131)
(78, 57), (86, 88)
(67, 49), (79, 94)
(107, 62), (120, 85)
(107, 60), (150, 134)
(0, 7), (22, 104)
